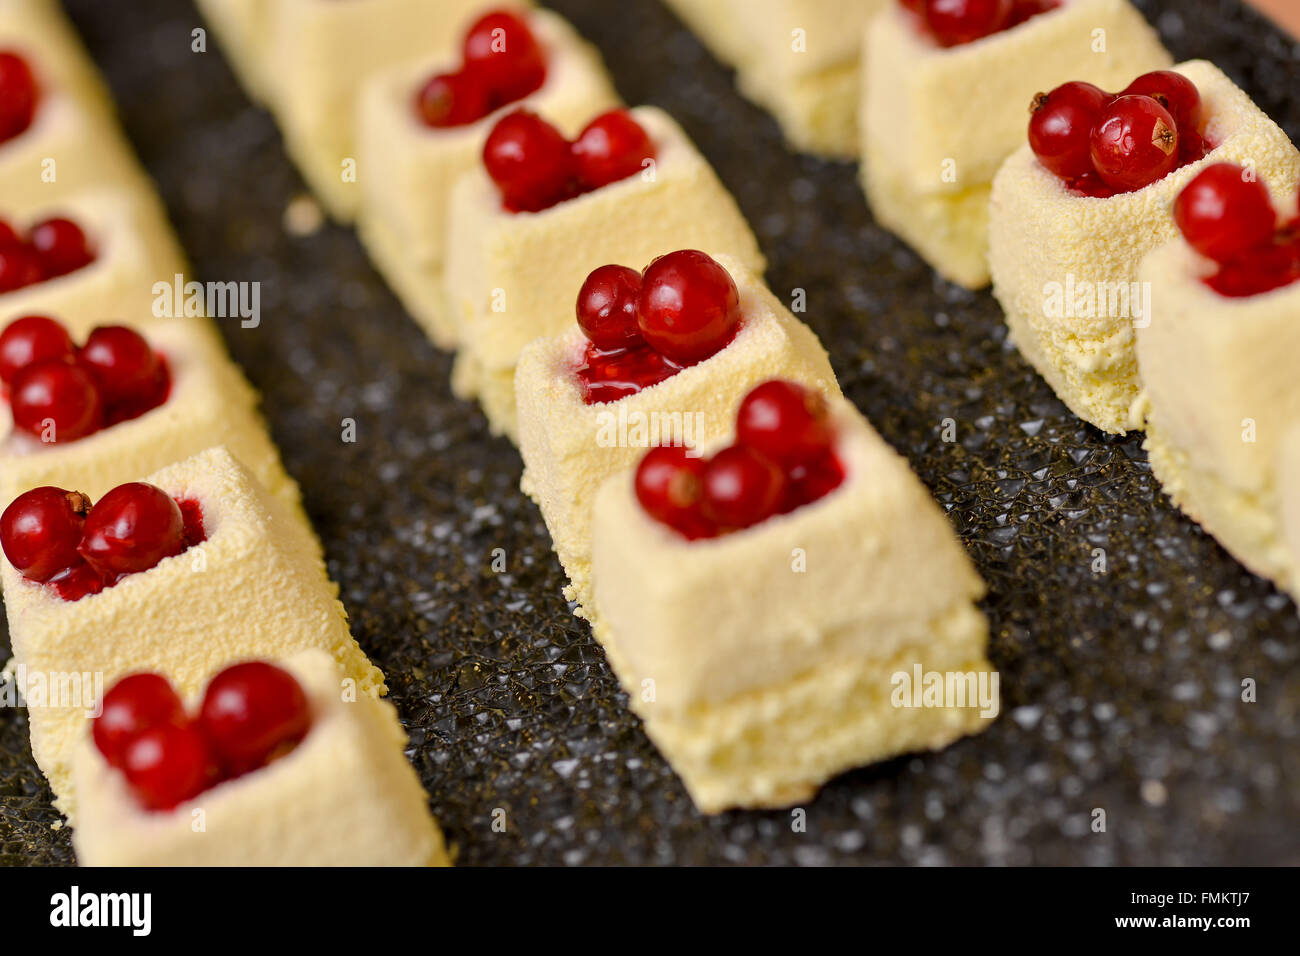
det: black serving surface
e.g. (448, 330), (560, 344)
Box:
(0, 0), (1297, 866)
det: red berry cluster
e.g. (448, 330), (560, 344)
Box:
(483, 108), (656, 213)
(416, 9), (546, 128)
(574, 250), (742, 404)
(1029, 71), (1211, 195)
(0, 216), (95, 293)
(900, 0), (1061, 48)
(92, 661), (311, 811)
(0, 51), (37, 143)
(0, 316), (171, 442)
(0, 481), (205, 601)
(634, 380), (844, 539)
(1174, 163), (1300, 298)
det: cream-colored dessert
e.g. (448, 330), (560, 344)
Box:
(193, 0), (274, 105)
(1136, 236), (1300, 591)
(663, 0), (884, 158)
(357, 8), (619, 349)
(860, 0), (1170, 288)
(72, 649), (447, 866)
(193, 0), (275, 106)
(259, 0), (523, 220)
(0, 319), (306, 524)
(990, 60), (1300, 433)
(1278, 425), (1300, 598)
(516, 255), (838, 616)
(446, 107), (766, 439)
(0, 0), (157, 215)
(0, 189), (188, 334)
(590, 397), (995, 812)
(1, 446), (383, 819)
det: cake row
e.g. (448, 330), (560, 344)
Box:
(0, 0), (446, 865)
(199, 1), (1005, 812)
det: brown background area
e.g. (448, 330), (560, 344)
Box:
(1247, 0), (1300, 35)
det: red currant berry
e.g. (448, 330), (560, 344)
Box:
(1090, 94), (1179, 192)
(1028, 81), (1109, 181)
(1122, 70), (1201, 134)
(0, 242), (43, 292)
(576, 264), (643, 350)
(783, 448), (846, 512)
(28, 218), (92, 278)
(701, 445), (786, 530)
(10, 360), (103, 440)
(571, 110), (656, 191)
(1174, 163), (1278, 263)
(79, 325), (162, 406)
(0, 219), (20, 247)
(461, 10), (546, 105)
(122, 722), (216, 811)
(0, 52), (37, 143)
(899, 0), (926, 13)
(78, 482), (186, 579)
(482, 109), (576, 212)
(923, 0), (1012, 47)
(93, 673), (186, 769)
(0, 314), (74, 384)
(415, 69), (493, 128)
(0, 485), (90, 582)
(634, 444), (714, 539)
(1007, 0), (1062, 26)
(637, 250), (742, 365)
(199, 661), (311, 776)
(736, 380), (835, 467)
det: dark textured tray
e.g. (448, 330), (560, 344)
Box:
(1, 0), (1297, 866)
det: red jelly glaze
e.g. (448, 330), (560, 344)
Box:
(575, 341), (681, 404)
(121, 722), (217, 812)
(0, 51), (37, 143)
(198, 661), (312, 777)
(93, 673), (187, 770)
(48, 559), (105, 601)
(177, 497), (206, 548)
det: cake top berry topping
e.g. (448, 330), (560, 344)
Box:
(0, 215), (95, 294)
(483, 108), (655, 213)
(0, 51), (37, 143)
(93, 661), (311, 811)
(1029, 71), (1212, 196)
(0, 316), (171, 442)
(574, 250), (741, 404)
(415, 8), (545, 129)
(0, 480), (205, 601)
(634, 380), (844, 539)
(1173, 163), (1300, 298)
(900, 0), (1061, 48)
